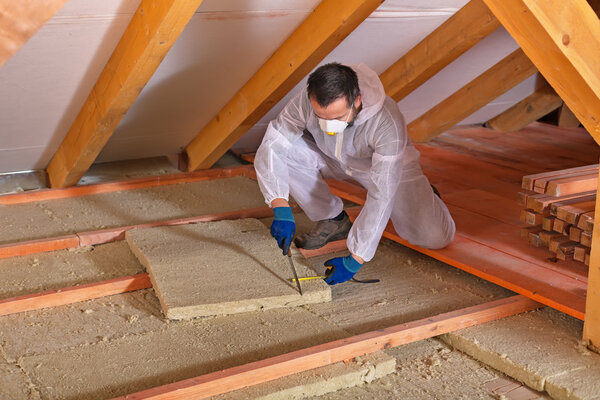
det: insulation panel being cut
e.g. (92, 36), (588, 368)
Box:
(126, 219), (331, 319)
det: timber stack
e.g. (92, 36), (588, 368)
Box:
(519, 164), (598, 265)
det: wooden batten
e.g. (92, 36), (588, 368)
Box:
(0, 0), (69, 68)
(483, 0), (600, 144)
(486, 79), (563, 132)
(184, 0), (383, 171)
(46, 0), (204, 188)
(380, 0), (500, 102)
(407, 49), (537, 143)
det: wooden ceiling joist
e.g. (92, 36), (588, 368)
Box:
(45, 0), (204, 188)
(0, 0), (69, 68)
(407, 49), (537, 143)
(184, 0), (383, 172)
(380, 0), (500, 102)
(486, 79), (563, 132)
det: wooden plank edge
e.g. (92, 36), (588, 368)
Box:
(116, 295), (540, 399)
(380, 227), (585, 320)
(0, 235), (80, 259)
(0, 274), (151, 317)
(0, 165), (253, 205)
(78, 206), (274, 246)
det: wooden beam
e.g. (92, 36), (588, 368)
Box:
(380, 0), (500, 102)
(118, 295), (541, 399)
(45, 0), (204, 188)
(77, 206), (275, 246)
(483, 0), (600, 144)
(0, 274), (151, 317)
(0, 235), (79, 259)
(184, 0), (383, 171)
(584, 166), (600, 350)
(1, 165), (252, 206)
(0, 206), (274, 259)
(407, 49), (537, 143)
(0, 0), (69, 68)
(486, 79), (563, 132)
(558, 103), (581, 128)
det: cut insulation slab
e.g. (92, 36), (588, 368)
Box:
(215, 352), (396, 400)
(126, 219), (331, 319)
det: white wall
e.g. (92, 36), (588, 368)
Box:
(0, 0), (535, 173)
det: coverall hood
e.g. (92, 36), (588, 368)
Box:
(351, 63), (386, 126)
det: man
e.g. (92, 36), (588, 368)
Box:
(255, 62), (455, 285)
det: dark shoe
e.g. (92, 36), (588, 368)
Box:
(294, 211), (352, 250)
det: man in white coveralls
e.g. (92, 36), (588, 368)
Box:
(255, 62), (455, 285)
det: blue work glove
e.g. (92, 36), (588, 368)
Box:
(324, 255), (363, 285)
(271, 207), (295, 255)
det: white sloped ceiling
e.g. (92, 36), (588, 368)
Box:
(0, 0), (535, 173)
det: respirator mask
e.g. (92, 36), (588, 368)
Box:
(318, 106), (353, 136)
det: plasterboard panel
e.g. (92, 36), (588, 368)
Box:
(0, 0), (534, 173)
(96, 7), (315, 162)
(0, 14), (133, 166)
(100, 6), (465, 163)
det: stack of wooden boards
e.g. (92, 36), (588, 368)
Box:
(519, 164), (598, 265)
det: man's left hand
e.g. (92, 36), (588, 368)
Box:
(324, 255), (363, 285)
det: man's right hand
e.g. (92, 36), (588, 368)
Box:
(271, 206), (295, 255)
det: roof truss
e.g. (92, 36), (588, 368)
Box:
(45, 0), (204, 188)
(407, 48), (537, 142)
(380, 0), (500, 102)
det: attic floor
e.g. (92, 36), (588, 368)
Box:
(0, 143), (597, 399)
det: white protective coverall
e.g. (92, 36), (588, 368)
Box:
(255, 63), (455, 262)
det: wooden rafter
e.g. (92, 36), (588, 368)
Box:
(483, 0), (600, 144)
(119, 295), (541, 399)
(380, 0), (500, 102)
(0, 0), (69, 68)
(45, 0), (204, 188)
(407, 49), (537, 142)
(486, 78), (563, 132)
(184, 0), (383, 172)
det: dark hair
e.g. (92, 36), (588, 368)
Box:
(307, 63), (360, 108)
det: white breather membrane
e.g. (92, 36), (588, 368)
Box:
(255, 63), (455, 261)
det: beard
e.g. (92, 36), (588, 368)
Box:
(346, 103), (363, 128)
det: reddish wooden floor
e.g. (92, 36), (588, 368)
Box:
(245, 123), (597, 319)
(383, 123), (598, 320)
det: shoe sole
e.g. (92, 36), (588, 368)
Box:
(296, 230), (349, 250)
